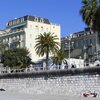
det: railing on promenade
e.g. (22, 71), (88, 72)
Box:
(0, 66), (100, 79)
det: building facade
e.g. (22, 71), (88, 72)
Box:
(0, 15), (61, 63)
(61, 28), (100, 63)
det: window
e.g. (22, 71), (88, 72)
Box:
(35, 35), (38, 39)
(16, 19), (20, 24)
(41, 26), (43, 31)
(13, 20), (16, 25)
(92, 38), (96, 45)
(53, 26), (55, 28)
(20, 17), (24, 22)
(88, 48), (92, 53)
(13, 36), (15, 40)
(40, 18), (44, 23)
(75, 41), (78, 47)
(9, 21), (12, 26)
(78, 41), (81, 47)
(7, 38), (9, 42)
(90, 39), (92, 44)
(30, 34), (32, 38)
(93, 47), (96, 52)
(22, 41), (25, 47)
(30, 25), (32, 28)
(46, 28), (48, 32)
(81, 40), (84, 46)
(35, 26), (38, 31)
(30, 43), (32, 47)
(22, 34), (25, 41)
(35, 17), (38, 22)
(35, 26), (38, 28)
(85, 39), (89, 46)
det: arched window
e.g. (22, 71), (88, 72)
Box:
(40, 18), (44, 23)
(35, 17), (38, 22)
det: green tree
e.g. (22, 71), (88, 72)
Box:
(35, 32), (60, 70)
(0, 38), (6, 54)
(0, 38), (6, 63)
(1, 48), (31, 68)
(52, 49), (67, 69)
(80, 0), (100, 31)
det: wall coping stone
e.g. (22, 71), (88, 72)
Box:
(0, 66), (100, 79)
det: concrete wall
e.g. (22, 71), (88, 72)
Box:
(0, 67), (100, 96)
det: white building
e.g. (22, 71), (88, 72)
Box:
(0, 15), (61, 63)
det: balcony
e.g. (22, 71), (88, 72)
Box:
(10, 41), (20, 49)
(88, 51), (94, 56)
(3, 41), (9, 47)
(10, 28), (24, 34)
(12, 38), (20, 43)
(87, 43), (92, 48)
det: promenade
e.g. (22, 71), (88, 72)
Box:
(0, 67), (100, 100)
(0, 91), (99, 100)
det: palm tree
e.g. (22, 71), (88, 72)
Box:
(80, 0), (100, 31)
(35, 32), (60, 70)
(52, 49), (67, 69)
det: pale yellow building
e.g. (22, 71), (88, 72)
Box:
(0, 15), (61, 62)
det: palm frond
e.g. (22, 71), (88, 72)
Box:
(35, 32), (60, 70)
(80, 0), (99, 29)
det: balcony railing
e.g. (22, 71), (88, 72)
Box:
(10, 28), (24, 33)
(12, 38), (20, 43)
(3, 42), (9, 47)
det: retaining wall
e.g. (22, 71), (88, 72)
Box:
(0, 67), (100, 96)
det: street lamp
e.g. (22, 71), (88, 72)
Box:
(68, 36), (71, 60)
(83, 45), (87, 67)
(66, 34), (72, 67)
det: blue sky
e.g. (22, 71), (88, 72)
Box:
(0, 0), (86, 37)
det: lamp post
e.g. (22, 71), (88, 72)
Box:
(84, 45), (87, 67)
(66, 34), (72, 67)
(68, 37), (71, 60)
(96, 52), (98, 59)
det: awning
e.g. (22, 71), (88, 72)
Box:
(71, 48), (82, 57)
(11, 23), (26, 29)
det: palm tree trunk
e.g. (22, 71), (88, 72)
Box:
(46, 49), (49, 70)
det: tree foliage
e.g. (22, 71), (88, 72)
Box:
(35, 32), (60, 70)
(1, 48), (31, 68)
(52, 49), (67, 68)
(0, 38), (6, 54)
(80, 0), (100, 32)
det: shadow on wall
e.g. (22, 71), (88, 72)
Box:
(0, 66), (100, 79)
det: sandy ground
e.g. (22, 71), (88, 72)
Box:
(0, 91), (99, 100)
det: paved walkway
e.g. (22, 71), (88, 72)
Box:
(0, 91), (99, 100)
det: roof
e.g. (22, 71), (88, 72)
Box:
(6, 15), (51, 28)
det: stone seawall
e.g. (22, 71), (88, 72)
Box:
(0, 67), (100, 96)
